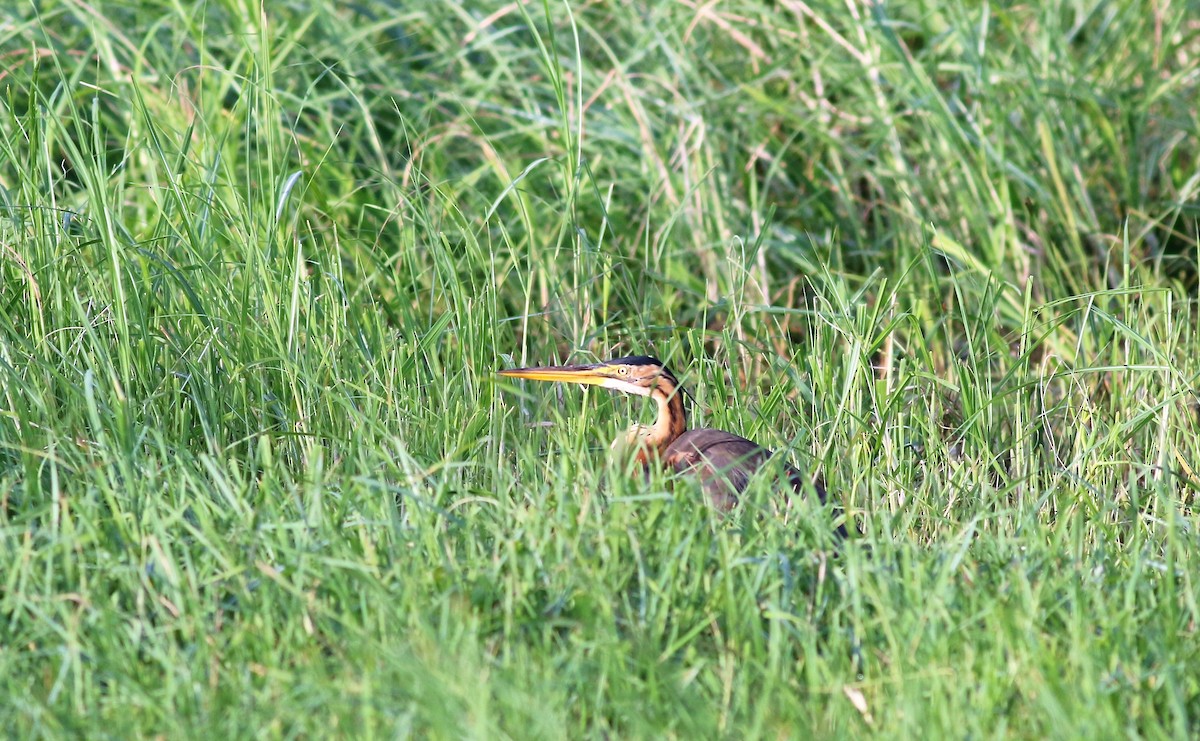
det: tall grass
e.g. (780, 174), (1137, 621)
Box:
(1, 0), (1198, 737)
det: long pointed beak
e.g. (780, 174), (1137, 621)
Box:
(497, 362), (608, 386)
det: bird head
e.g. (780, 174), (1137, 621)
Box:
(497, 355), (679, 399)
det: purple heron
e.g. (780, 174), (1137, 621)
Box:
(499, 355), (841, 531)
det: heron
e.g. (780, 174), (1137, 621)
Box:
(499, 355), (842, 532)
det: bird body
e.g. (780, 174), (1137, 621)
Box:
(664, 428), (814, 513)
(499, 355), (831, 521)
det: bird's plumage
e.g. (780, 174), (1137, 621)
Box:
(661, 428), (815, 512)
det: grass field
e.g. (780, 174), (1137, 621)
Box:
(2, 0), (1199, 737)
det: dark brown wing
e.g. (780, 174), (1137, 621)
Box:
(662, 428), (828, 513)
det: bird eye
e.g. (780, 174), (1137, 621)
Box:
(618, 367), (628, 375)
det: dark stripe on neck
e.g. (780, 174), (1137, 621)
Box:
(651, 379), (688, 442)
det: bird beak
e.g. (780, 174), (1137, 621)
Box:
(497, 362), (610, 386)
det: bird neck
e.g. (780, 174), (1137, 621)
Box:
(637, 383), (686, 456)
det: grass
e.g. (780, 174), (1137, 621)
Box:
(1, 0), (1199, 737)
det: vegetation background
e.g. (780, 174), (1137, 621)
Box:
(2, 0), (1198, 737)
